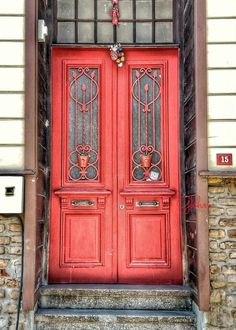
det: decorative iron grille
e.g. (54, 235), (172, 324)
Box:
(131, 67), (162, 182)
(68, 67), (100, 182)
(55, 0), (176, 44)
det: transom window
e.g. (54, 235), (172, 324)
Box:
(55, 0), (176, 44)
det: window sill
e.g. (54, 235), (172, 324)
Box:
(0, 170), (35, 176)
(199, 170), (236, 178)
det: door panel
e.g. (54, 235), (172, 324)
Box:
(49, 49), (115, 283)
(117, 49), (182, 283)
(49, 48), (182, 284)
(127, 213), (168, 265)
(63, 213), (102, 264)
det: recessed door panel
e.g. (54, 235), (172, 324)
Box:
(128, 213), (168, 266)
(49, 48), (182, 284)
(62, 213), (103, 265)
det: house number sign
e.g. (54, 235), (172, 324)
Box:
(216, 153), (233, 166)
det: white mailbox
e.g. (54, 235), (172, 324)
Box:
(0, 176), (24, 213)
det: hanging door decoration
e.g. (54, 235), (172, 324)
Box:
(111, 0), (120, 25)
(110, 43), (125, 67)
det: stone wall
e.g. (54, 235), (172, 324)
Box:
(0, 215), (24, 329)
(204, 178), (236, 329)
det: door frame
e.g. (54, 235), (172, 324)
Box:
(23, 0), (209, 309)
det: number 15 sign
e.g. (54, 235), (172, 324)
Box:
(216, 153), (233, 166)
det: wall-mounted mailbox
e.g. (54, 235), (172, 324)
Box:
(0, 176), (24, 213)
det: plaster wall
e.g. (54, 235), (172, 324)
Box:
(0, 0), (25, 169)
(197, 1), (236, 328)
(0, 1), (25, 328)
(207, 0), (236, 171)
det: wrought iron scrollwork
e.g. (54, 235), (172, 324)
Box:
(68, 67), (99, 181)
(131, 68), (162, 182)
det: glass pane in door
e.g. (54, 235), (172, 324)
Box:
(68, 67), (100, 181)
(131, 67), (162, 182)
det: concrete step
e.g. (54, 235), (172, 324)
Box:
(39, 284), (192, 311)
(35, 308), (196, 330)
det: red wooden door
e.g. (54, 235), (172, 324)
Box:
(49, 48), (182, 284)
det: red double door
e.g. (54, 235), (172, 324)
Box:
(49, 48), (182, 284)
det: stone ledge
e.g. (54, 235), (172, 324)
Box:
(39, 285), (192, 311)
(199, 171), (236, 178)
(35, 309), (196, 330)
(40, 284), (192, 296)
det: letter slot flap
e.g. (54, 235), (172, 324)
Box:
(71, 200), (95, 207)
(136, 200), (160, 207)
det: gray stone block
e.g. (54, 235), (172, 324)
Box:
(35, 309), (196, 330)
(39, 284), (192, 311)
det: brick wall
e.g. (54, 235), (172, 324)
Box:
(0, 215), (24, 329)
(203, 178), (236, 329)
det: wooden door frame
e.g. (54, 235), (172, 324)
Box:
(194, 0), (209, 311)
(23, 0), (209, 311)
(23, 0), (38, 312)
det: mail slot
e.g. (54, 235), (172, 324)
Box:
(71, 200), (95, 207)
(136, 201), (160, 207)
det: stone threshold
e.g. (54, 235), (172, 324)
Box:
(36, 308), (195, 321)
(40, 284), (192, 295)
(38, 284), (193, 311)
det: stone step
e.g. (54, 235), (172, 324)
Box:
(39, 284), (192, 311)
(35, 308), (196, 330)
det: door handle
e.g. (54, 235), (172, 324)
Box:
(71, 200), (95, 206)
(136, 201), (160, 207)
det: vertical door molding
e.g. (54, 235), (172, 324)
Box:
(23, 0), (38, 311)
(194, 0), (210, 311)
